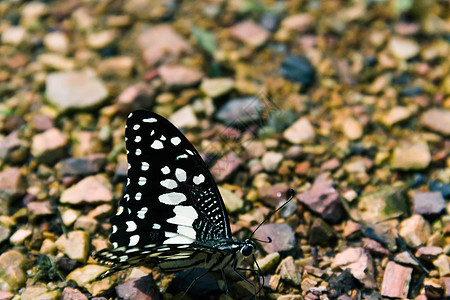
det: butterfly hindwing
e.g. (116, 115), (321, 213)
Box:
(94, 110), (233, 269)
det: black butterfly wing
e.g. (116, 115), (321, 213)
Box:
(94, 110), (233, 271)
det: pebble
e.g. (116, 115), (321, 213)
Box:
(61, 287), (88, 300)
(0, 250), (27, 292)
(44, 31), (69, 54)
(72, 8), (95, 30)
(0, 167), (27, 198)
(279, 55), (316, 87)
(138, 25), (191, 66)
(308, 218), (336, 245)
(388, 36), (420, 59)
(116, 275), (159, 300)
(158, 65), (204, 87)
(356, 186), (407, 223)
(252, 223), (295, 253)
(413, 191), (446, 215)
(21, 2), (48, 24)
(27, 201), (53, 219)
(168, 105), (198, 129)
(284, 145), (303, 159)
(256, 252), (280, 273)
(429, 181), (450, 198)
(0, 131), (29, 164)
(37, 53), (75, 70)
(86, 30), (117, 49)
(230, 20), (270, 47)
(261, 151), (283, 172)
(117, 82), (155, 111)
(60, 208), (81, 227)
(260, 13), (280, 32)
(86, 204), (113, 219)
(218, 186), (243, 213)
(9, 228), (32, 245)
(391, 141), (431, 170)
(210, 151), (242, 182)
(283, 117), (315, 144)
(342, 117), (363, 140)
(59, 154), (107, 176)
(1, 26), (27, 45)
(74, 216), (98, 234)
(98, 56), (134, 77)
(281, 13), (314, 32)
(276, 256), (302, 286)
(67, 264), (110, 288)
(200, 78), (234, 98)
(31, 128), (67, 165)
(257, 183), (290, 206)
(40, 239), (57, 255)
(415, 246), (443, 261)
(32, 114), (54, 132)
(433, 255), (450, 277)
(21, 286), (60, 300)
(60, 175), (113, 205)
(215, 97), (263, 125)
(421, 109), (450, 135)
(331, 247), (377, 288)
(296, 173), (342, 223)
(381, 262), (412, 298)
(55, 230), (90, 262)
(0, 291), (13, 300)
(399, 214), (431, 248)
(381, 106), (412, 126)
(46, 70), (108, 112)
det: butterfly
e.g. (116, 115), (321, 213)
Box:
(93, 110), (270, 297)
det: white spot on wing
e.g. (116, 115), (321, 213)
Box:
(160, 135), (166, 141)
(119, 255), (128, 262)
(135, 149), (142, 156)
(186, 149), (194, 155)
(133, 124), (140, 130)
(158, 192), (187, 205)
(138, 177), (147, 185)
(151, 140), (164, 149)
(135, 136), (142, 142)
(150, 130), (155, 136)
(175, 168), (187, 182)
(135, 192), (142, 200)
(112, 225), (117, 233)
(171, 137), (181, 145)
(128, 163), (131, 170)
(116, 206), (124, 215)
(176, 154), (188, 160)
(160, 179), (178, 189)
(128, 113), (133, 118)
(163, 235), (194, 244)
(112, 242), (118, 248)
(126, 221), (137, 232)
(129, 235), (140, 246)
(177, 226), (197, 239)
(137, 207), (148, 219)
(193, 174), (205, 185)
(143, 118), (157, 123)
(141, 162), (149, 171)
(161, 166), (170, 174)
(152, 223), (161, 229)
(167, 206), (198, 227)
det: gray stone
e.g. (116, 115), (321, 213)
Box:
(413, 191), (446, 215)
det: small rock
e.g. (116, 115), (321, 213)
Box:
(46, 70), (108, 112)
(415, 246), (443, 261)
(296, 173), (343, 223)
(98, 56), (134, 77)
(0, 250), (27, 292)
(44, 31), (69, 54)
(283, 117), (315, 144)
(391, 141), (431, 170)
(342, 118), (363, 140)
(218, 186), (243, 213)
(433, 255), (450, 277)
(257, 183), (290, 206)
(67, 264), (110, 288)
(284, 145), (303, 159)
(117, 82), (155, 112)
(21, 2), (48, 25)
(230, 20), (270, 47)
(321, 158), (340, 171)
(281, 14), (314, 32)
(72, 131), (103, 158)
(60, 208), (81, 227)
(0, 167), (27, 198)
(158, 65), (203, 87)
(40, 239), (57, 255)
(37, 53), (75, 70)
(72, 8), (94, 30)
(74, 216), (98, 234)
(253, 223), (295, 253)
(169, 105), (198, 129)
(86, 204), (113, 219)
(429, 181), (450, 198)
(261, 151), (283, 172)
(260, 13), (280, 32)
(413, 191), (446, 215)
(363, 238), (391, 256)
(276, 256), (302, 285)
(381, 262), (413, 298)
(0, 131), (29, 164)
(381, 106), (412, 126)
(394, 251), (419, 267)
(31, 128), (67, 165)
(55, 230), (90, 262)
(61, 287), (88, 300)
(60, 175), (113, 205)
(200, 78), (234, 98)
(21, 286), (60, 300)
(421, 109), (450, 135)
(399, 214), (431, 248)
(388, 36), (420, 59)
(308, 218), (336, 245)
(331, 247), (376, 289)
(138, 25), (191, 66)
(279, 55), (315, 87)
(86, 30), (117, 49)
(32, 115), (54, 132)
(59, 154), (107, 176)
(210, 152), (242, 182)
(256, 252), (280, 273)
(215, 97), (263, 125)
(9, 228), (32, 245)
(1, 26), (27, 45)
(116, 275), (159, 300)
(27, 201), (53, 219)
(0, 291), (13, 300)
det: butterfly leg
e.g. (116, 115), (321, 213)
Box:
(221, 269), (229, 300)
(180, 268), (210, 299)
(232, 258), (257, 300)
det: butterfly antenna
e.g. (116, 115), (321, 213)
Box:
(249, 189), (295, 240)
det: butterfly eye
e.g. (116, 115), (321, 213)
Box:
(241, 245), (254, 256)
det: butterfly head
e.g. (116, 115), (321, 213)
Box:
(240, 239), (256, 257)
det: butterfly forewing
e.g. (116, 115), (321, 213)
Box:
(94, 110), (233, 271)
